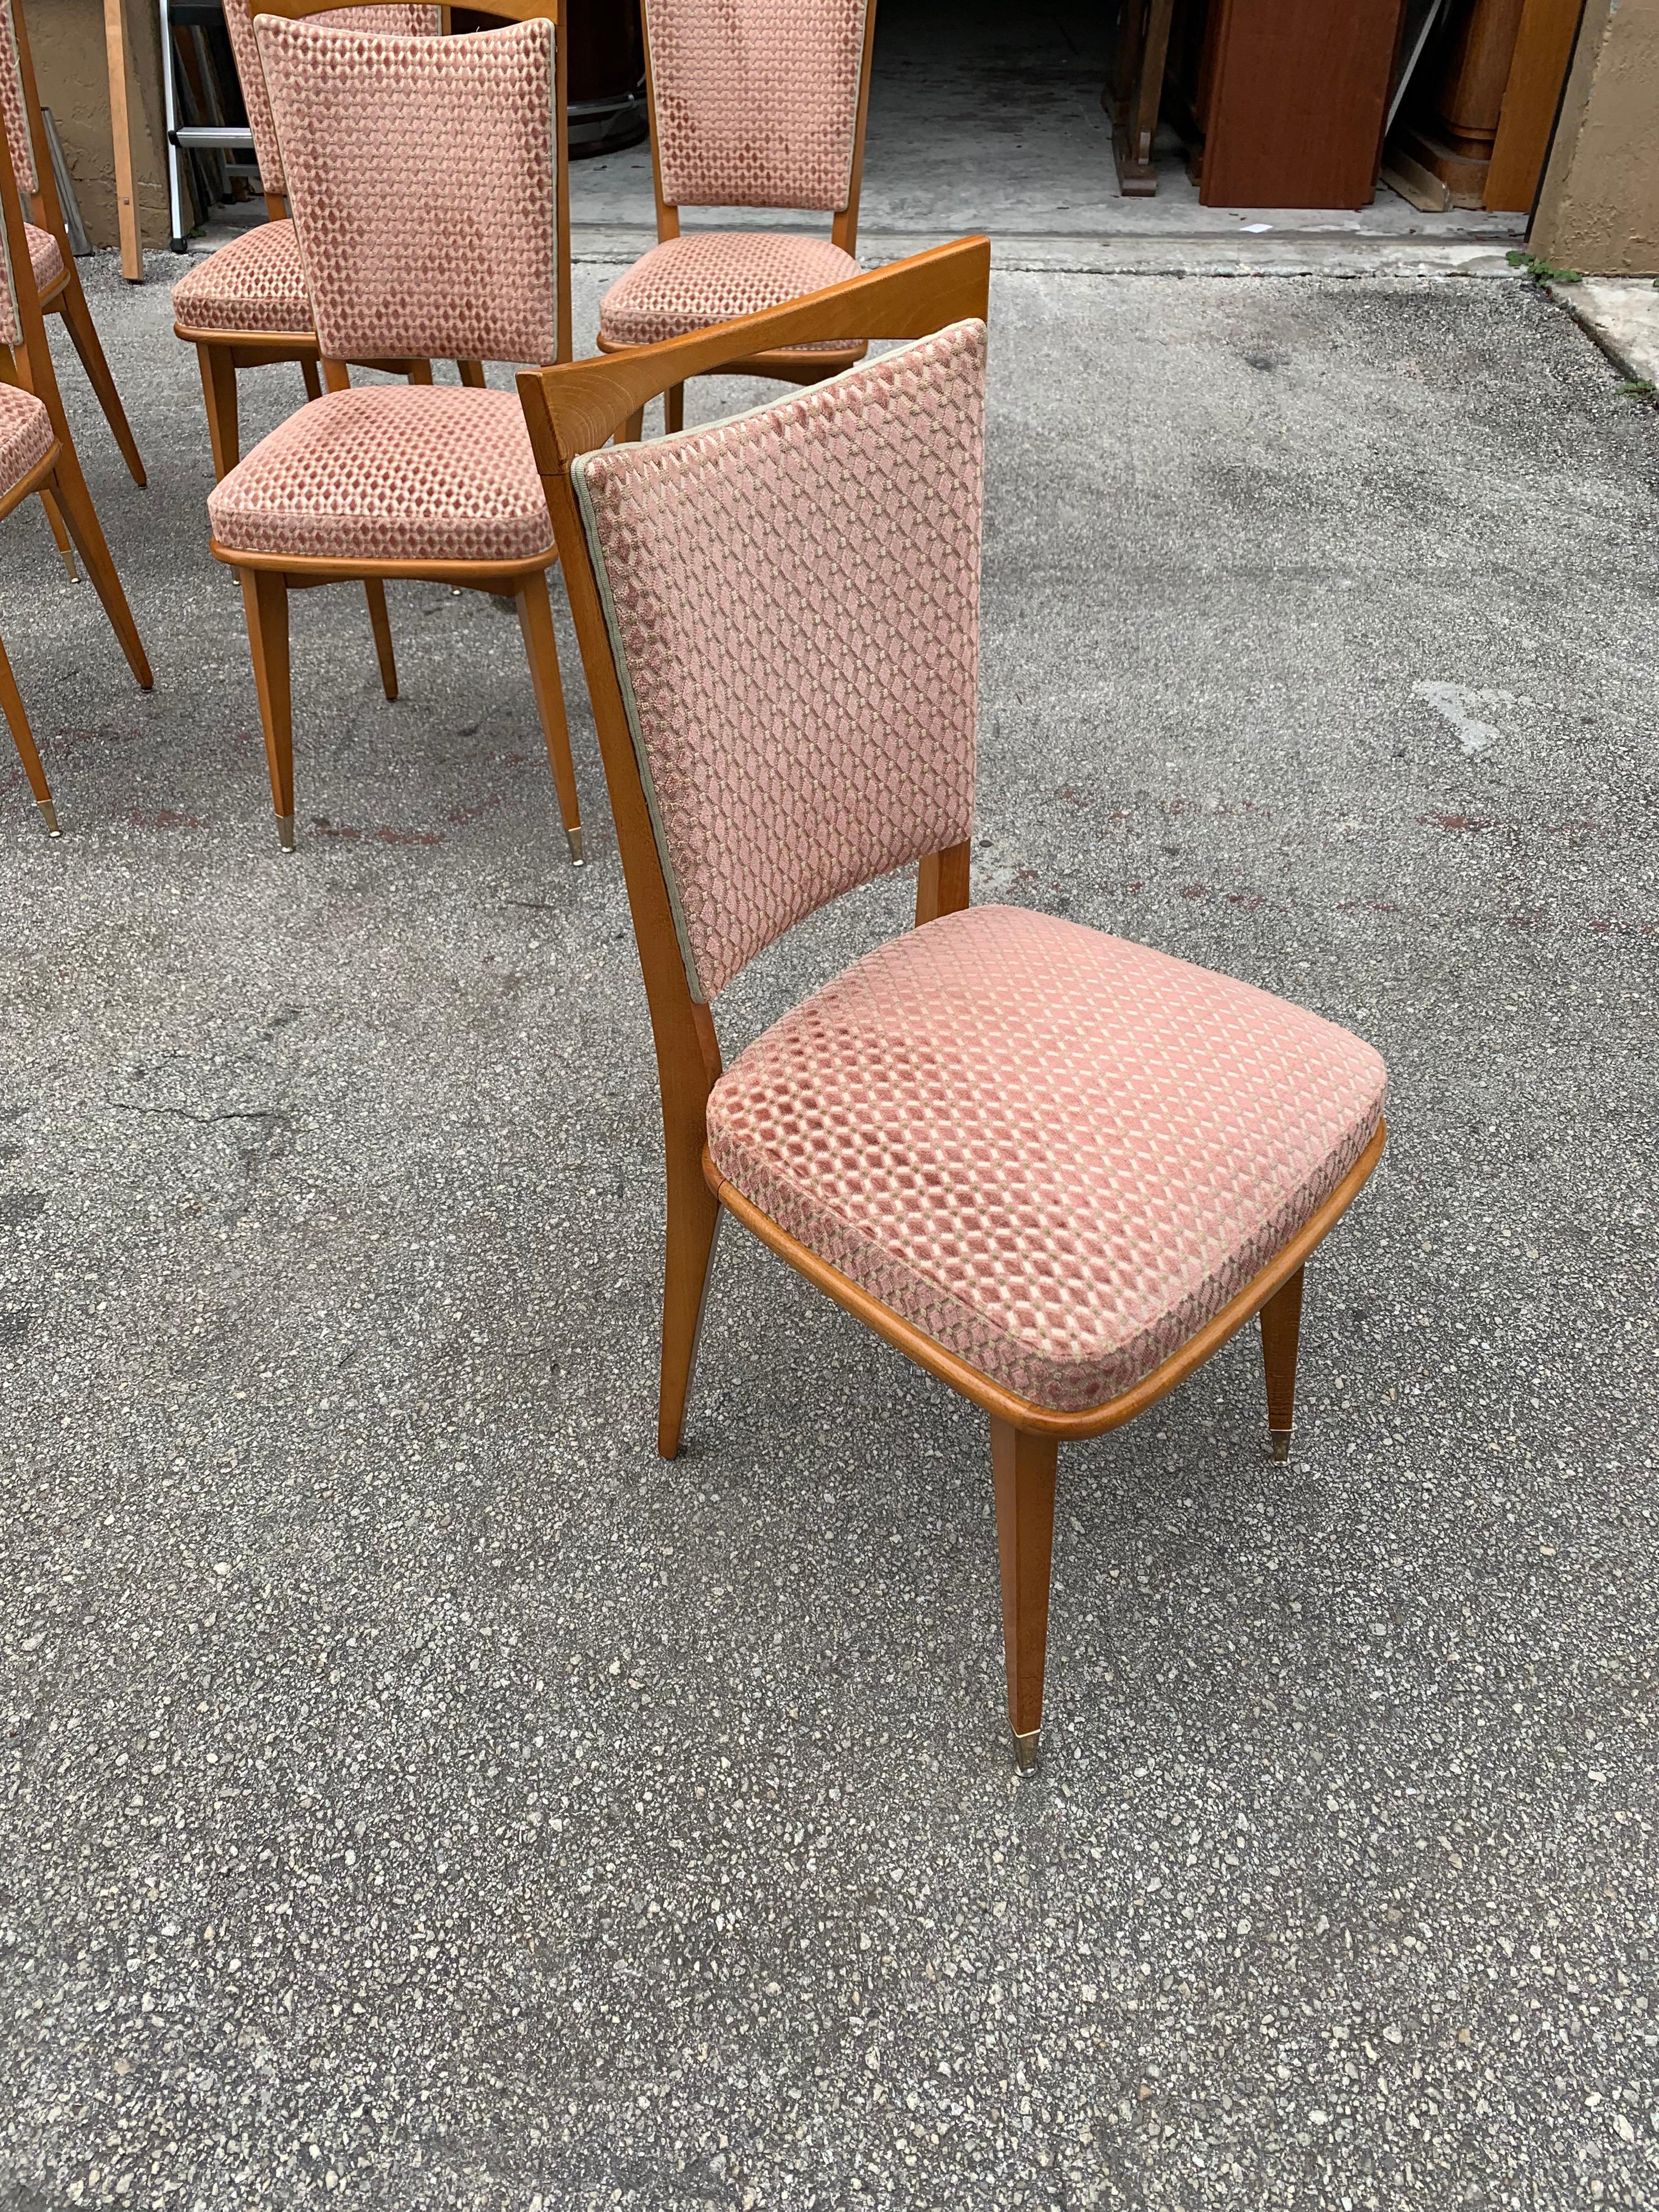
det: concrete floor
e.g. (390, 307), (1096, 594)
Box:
(3, 117), (1658, 2212)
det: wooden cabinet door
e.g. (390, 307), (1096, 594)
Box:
(1199, 0), (1408, 208)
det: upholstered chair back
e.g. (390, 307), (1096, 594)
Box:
(644, 0), (869, 213)
(254, 12), (561, 366)
(572, 317), (985, 1002)
(0, 0), (36, 198)
(225, 0), (436, 196)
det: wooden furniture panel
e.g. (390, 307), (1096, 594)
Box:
(1197, 0), (1407, 209)
(1485, 0), (1584, 211)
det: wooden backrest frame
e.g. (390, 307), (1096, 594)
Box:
(641, 0), (879, 257)
(249, 0), (571, 369)
(5, 0), (77, 252)
(516, 236), (991, 1193)
(0, 32), (63, 390)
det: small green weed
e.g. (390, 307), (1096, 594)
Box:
(1616, 380), (1656, 398)
(1506, 249), (1583, 283)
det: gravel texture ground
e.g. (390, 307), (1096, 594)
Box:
(1, 253), (1657, 2210)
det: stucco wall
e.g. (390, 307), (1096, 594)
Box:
(1532, 0), (1659, 274)
(27, 0), (173, 253)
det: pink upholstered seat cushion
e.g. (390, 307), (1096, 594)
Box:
(707, 905), (1388, 1413)
(25, 221), (62, 298)
(0, 378), (53, 495)
(207, 383), (554, 565)
(171, 220), (311, 340)
(598, 231), (860, 349)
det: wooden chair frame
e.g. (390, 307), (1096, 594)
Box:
(4, 0), (147, 524)
(215, 0), (580, 858)
(598, 0), (880, 435)
(518, 237), (1387, 1770)
(0, 109), (153, 737)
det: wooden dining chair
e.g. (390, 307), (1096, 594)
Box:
(0, 101), (154, 828)
(207, 0), (581, 858)
(596, 0), (879, 436)
(0, 0), (147, 524)
(171, 1), (450, 483)
(518, 239), (1390, 1770)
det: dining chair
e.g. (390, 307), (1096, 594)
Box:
(206, 0), (581, 858)
(518, 239), (1390, 1770)
(597, 0), (878, 436)
(171, 1), (451, 483)
(0, 0), (145, 481)
(0, 98), (155, 828)
(0, 0), (147, 576)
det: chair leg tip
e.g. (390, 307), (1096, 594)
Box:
(1011, 1727), (1041, 1774)
(566, 825), (584, 866)
(36, 798), (60, 836)
(1270, 1428), (1292, 1462)
(276, 813), (295, 852)
(57, 550), (77, 582)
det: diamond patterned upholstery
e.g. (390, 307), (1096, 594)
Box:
(254, 14), (561, 368)
(23, 219), (60, 298)
(573, 321), (985, 999)
(708, 905), (1388, 1412)
(220, 0), (437, 195)
(0, 0), (37, 197)
(207, 383), (554, 565)
(171, 218), (311, 340)
(0, 377), (51, 493)
(598, 230), (860, 350)
(644, 0), (868, 211)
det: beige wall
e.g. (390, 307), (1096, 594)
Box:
(27, 0), (173, 253)
(1532, 0), (1659, 274)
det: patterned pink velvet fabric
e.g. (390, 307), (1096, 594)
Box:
(645, 0), (868, 211)
(573, 321), (985, 1000)
(221, 0), (436, 196)
(708, 905), (1388, 1411)
(255, 14), (559, 367)
(0, 377), (51, 493)
(171, 218), (311, 338)
(598, 230), (860, 349)
(24, 219), (59, 296)
(207, 382), (554, 565)
(0, 0), (36, 197)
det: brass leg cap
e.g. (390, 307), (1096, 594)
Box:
(58, 547), (77, 582)
(1270, 1428), (1292, 1462)
(276, 813), (295, 852)
(36, 797), (60, 836)
(566, 823), (584, 866)
(1012, 1728), (1041, 1774)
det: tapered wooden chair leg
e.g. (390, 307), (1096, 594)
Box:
(48, 457), (152, 690)
(299, 356), (322, 401)
(659, 1173), (721, 1459)
(619, 409), (644, 445)
(38, 486), (76, 577)
(664, 382), (684, 434)
(195, 343), (241, 481)
(56, 284), (146, 485)
(457, 358), (487, 388)
(514, 574), (582, 863)
(241, 568), (295, 848)
(363, 580), (398, 701)
(990, 1419), (1058, 1771)
(1260, 1265), (1304, 1462)
(0, 630), (57, 833)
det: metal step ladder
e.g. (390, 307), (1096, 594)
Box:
(159, 0), (257, 254)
